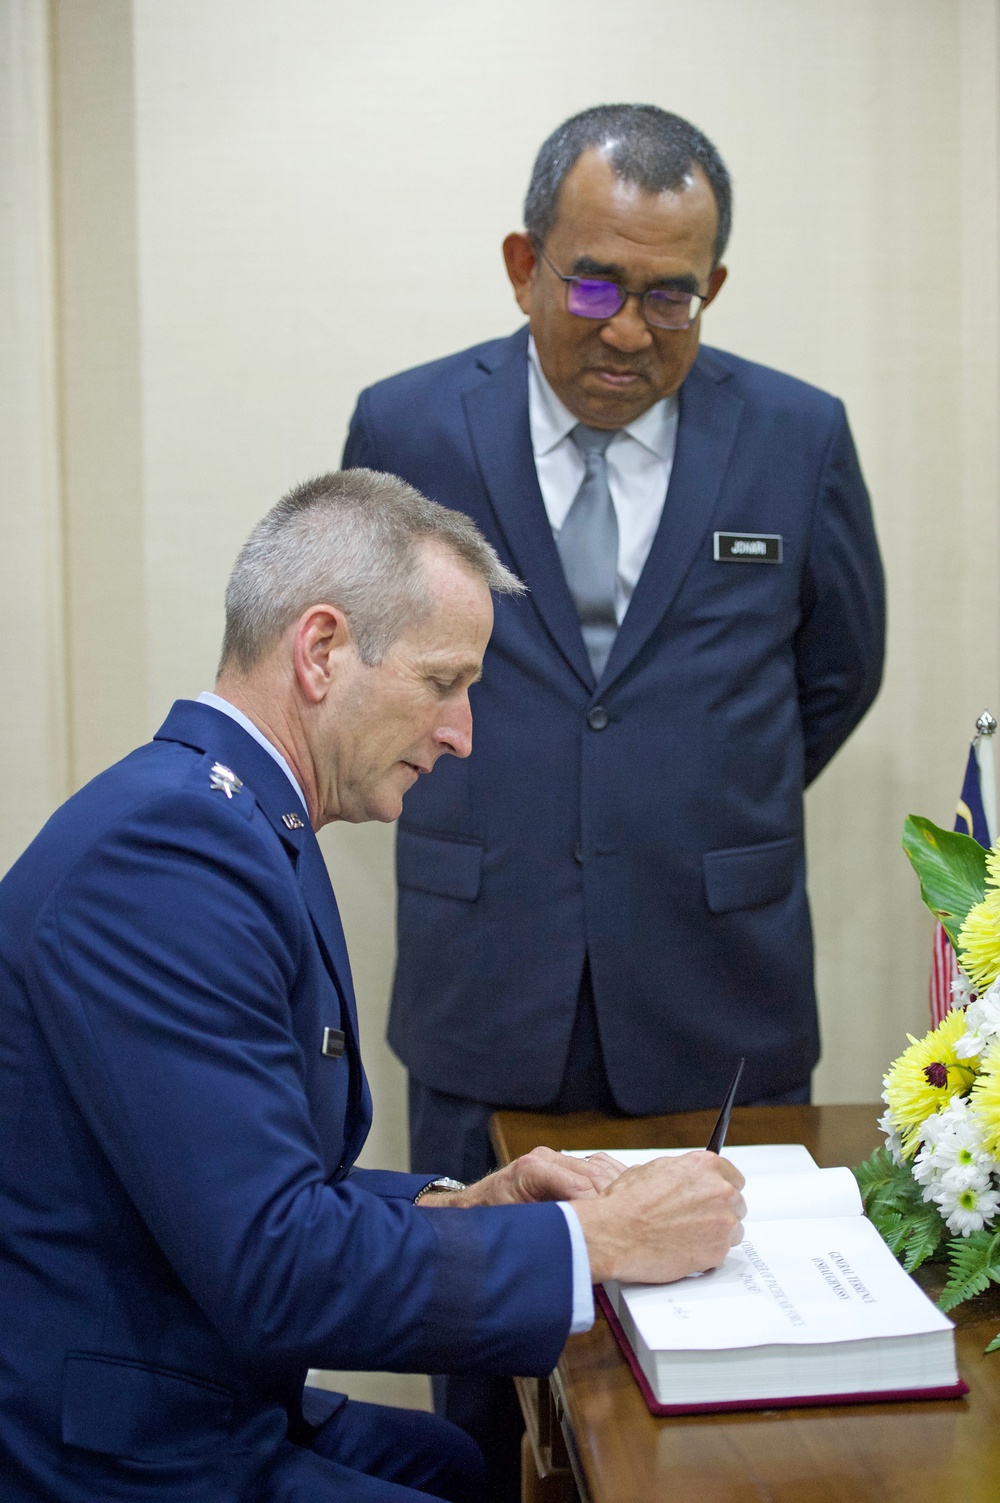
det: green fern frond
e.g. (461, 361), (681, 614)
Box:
(855, 1149), (947, 1271)
(985, 1331), (1000, 1354)
(900, 1207), (947, 1272)
(870, 1207), (908, 1255)
(938, 1229), (1000, 1313)
(854, 1149), (916, 1215)
(867, 1199), (945, 1270)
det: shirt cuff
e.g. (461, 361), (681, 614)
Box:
(556, 1203), (595, 1334)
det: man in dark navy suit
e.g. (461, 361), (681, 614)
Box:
(343, 105), (884, 1491)
(0, 469), (746, 1502)
(344, 103), (885, 1159)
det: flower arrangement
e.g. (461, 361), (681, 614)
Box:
(855, 815), (1000, 1350)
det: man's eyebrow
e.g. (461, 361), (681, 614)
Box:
(570, 256), (700, 294)
(649, 273), (700, 294)
(426, 660), (484, 686)
(570, 255), (626, 279)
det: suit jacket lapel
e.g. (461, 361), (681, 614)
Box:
(156, 702), (374, 1169)
(599, 352), (745, 690)
(462, 329), (595, 689)
(154, 700), (369, 1120)
(295, 831), (372, 1166)
(294, 831), (361, 1050)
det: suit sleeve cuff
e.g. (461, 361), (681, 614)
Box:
(347, 1167), (437, 1201)
(557, 1203), (595, 1334)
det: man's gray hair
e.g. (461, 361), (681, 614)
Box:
(219, 469), (524, 673)
(524, 104), (732, 266)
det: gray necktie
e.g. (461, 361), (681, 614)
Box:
(557, 424), (619, 678)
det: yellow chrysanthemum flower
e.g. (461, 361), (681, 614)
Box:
(883, 1009), (978, 1156)
(958, 889), (1000, 990)
(970, 1046), (1000, 1157)
(978, 841), (999, 889)
(957, 843), (1000, 989)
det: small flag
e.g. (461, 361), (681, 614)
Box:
(929, 712), (997, 1026)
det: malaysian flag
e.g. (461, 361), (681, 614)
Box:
(929, 712), (998, 1025)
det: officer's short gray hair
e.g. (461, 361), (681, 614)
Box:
(219, 469), (524, 673)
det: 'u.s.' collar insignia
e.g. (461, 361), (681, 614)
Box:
(209, 762), (243, 799)
(281, 812), (305, 830)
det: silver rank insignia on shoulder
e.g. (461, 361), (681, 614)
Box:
(209, 763), (243, 799)
(281, 812), (305, 830)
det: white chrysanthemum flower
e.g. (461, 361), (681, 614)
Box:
(939, 1159), (991, 1193)
(912, 1096), (990, 1193)
(913, 1145), (940, 1188)
(877, 1107), (905, 1166)
(933, 1094), (988, 1151)
(951, 967), (977, 1009)
(935, 1177), (1000, 1236)
(912, 1114), (951, 1188)
(912, 1122), (943, 1185)
(955, 979), (1000, 1059)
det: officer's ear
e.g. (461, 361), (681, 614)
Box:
(502, 233), (539, 317)
(292, 604), (354, 704)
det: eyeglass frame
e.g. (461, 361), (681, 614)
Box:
(536, 246), (709, 332)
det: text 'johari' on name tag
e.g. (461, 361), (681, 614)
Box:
(713, 531), (783, 563)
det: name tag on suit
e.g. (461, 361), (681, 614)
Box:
(321, 1028), (345, 1059)
(714, 531), (783, 563)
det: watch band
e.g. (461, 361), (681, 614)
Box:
(413, 1176), (467, 1203)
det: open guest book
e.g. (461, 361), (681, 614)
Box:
(565, 1144), (967, 1416)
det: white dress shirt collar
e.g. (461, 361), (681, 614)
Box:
(527, 334), (677, 457)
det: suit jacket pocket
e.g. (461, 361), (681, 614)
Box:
(397, 826), (484, 902)
(62, 1352), (235, 1459)
(702, 835), (801, 915)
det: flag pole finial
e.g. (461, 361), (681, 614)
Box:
(977, 710), (997, 737)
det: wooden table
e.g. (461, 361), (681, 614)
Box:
(491, 1104), (1000, 1503)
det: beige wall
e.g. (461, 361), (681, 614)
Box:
(0, 0), (67, 855)
(2, 0), (999, 1408)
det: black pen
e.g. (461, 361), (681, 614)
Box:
(705, 1057), (745, 1155)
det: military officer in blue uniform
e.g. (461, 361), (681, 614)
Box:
(0, 468), (745, 1501)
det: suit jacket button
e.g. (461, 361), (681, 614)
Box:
(573, 842), (583, 864)
(586, 706), (609, 731)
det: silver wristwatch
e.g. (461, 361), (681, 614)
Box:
(413, 1176), (466, 1203)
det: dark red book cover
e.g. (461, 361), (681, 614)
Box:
(595, 1286), (968, 1418)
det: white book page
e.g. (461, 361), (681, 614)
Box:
(564, 1145), (857, 1220)
(564, 1144), (819, 1176)
(744, 1167), (862, 1222)
(621, 1217), (953, 1353)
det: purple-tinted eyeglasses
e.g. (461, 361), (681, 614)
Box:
(539, 248), (707, 331)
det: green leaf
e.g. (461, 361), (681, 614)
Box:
(985, 1331), (1000, 1354)
(854, 1152), (946, 1271)
(870, 1201), (945, 1270)
(855, 1149), (924, 1216)
(900, 1208), (947, 1272)
(938, 1229), (1000, 1313)
(854, 1148), (911, 1212)
(902, 816), (988, 949)
(869, 1206), (906, 1251)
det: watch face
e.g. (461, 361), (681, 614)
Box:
(415, 1176), (467, 1202)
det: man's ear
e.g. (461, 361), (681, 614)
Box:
(502, 232), (538, 317)
(292, 604), (354, 705)
(703, 263), (728, 308)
